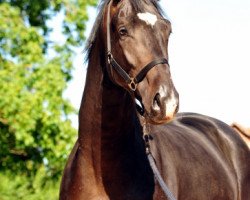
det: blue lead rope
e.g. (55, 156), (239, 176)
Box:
(144, 134), (176, 200)
(147, 152), (176, 200)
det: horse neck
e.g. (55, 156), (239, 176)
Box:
(78, 41), (138, 185)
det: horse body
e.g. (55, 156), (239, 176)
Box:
(60, 0), (250, 199)
(60, 96), (250, 199)
(149, 113), (250, 199)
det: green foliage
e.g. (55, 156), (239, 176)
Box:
(0, 0), (97, 49)
(0, 0), (98, 198)
(0, 167), (60, 200)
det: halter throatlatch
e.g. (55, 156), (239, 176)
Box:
(106, 0), (169, 91)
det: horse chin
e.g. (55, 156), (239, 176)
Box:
(135, 96), (178, 125)
(155, 117), (174, 125)
(146, 114), (176, 125)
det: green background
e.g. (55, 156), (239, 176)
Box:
(0, 0), (97, 199)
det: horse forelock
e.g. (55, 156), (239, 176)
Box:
(84, 0), (169, 62)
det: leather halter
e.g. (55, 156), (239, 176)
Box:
(106, 0), (169, 91)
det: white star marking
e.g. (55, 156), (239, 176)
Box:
(137, 12), (157, 27)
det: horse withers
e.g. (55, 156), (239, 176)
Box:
(60, 0), (250, 199)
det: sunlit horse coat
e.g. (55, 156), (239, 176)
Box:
(60, 0), (250, 199)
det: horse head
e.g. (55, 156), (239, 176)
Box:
(104, 0), (179, 124)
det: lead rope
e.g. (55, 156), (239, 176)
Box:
(143, 125), (177, 200)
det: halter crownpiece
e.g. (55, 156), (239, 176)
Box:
(106, 0), (169, 91)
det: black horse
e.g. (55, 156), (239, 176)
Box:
(60, 0), (250, 199)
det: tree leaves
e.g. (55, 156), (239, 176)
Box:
(0, 0), (97, 198)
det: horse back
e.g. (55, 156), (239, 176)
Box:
(149, 112), (250, 200)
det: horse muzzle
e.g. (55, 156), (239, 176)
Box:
(136, 87), (179, 124)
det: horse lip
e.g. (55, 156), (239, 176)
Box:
(141, 110), (176, 125)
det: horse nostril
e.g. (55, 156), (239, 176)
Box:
(153, 93), (161, 109)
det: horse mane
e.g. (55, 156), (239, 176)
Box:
(84, 0), (167, 62)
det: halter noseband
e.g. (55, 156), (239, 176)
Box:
(106, 0), (169, 91)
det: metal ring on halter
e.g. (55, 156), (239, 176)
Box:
(128, 78), (137, 91)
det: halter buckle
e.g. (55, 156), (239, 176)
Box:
(128, 78), (137, 91)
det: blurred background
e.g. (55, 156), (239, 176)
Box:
(0, 0), (249, 199)
(0, 0), (97, 199)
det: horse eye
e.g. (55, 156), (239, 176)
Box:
(118, 27), (128, 37)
